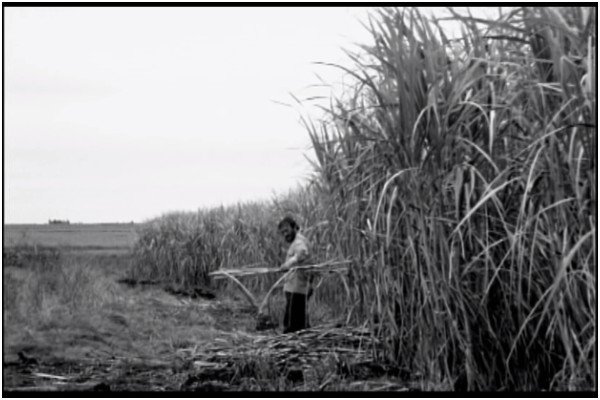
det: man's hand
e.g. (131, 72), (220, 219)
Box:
(279, 263), (291, 272)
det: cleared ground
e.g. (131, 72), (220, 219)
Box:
(3, 255), (263, 392)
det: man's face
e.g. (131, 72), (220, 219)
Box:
(279, 223), (296, 243)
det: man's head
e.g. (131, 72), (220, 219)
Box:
(278, 216), (299, 243)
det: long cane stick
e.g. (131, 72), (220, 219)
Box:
(257, 269), (293, 315)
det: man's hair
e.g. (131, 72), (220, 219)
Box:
(278, 216), (299, 230)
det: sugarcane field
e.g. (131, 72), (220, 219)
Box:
(3, 5), (597, 395)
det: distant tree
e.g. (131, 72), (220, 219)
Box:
(48, 219), (70, 225)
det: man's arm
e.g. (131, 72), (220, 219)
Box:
(279, 253), (300, 270)
(280, 242), (309, 271)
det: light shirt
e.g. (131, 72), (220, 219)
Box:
(283, 232), (311, 294)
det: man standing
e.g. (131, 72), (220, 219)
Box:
(277, 216), (312, 333)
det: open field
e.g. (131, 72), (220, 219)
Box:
(4, 224), (138, 254)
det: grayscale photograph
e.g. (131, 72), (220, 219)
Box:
(2, 3), (597, 395)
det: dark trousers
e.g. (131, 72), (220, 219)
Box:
(283, 291), (308, 333)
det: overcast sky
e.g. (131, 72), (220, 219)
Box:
(5, 7), (380, 223)
(4, 6), (478, 224)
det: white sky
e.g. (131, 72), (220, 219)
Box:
(4, 6), (484, 224)
(5, 7), (379, 223)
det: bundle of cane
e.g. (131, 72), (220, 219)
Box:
(208, 259), (351, 279)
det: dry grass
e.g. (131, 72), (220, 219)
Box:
(3, 252), (256, 391)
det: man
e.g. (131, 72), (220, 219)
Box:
(277, 216), (312, 333)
